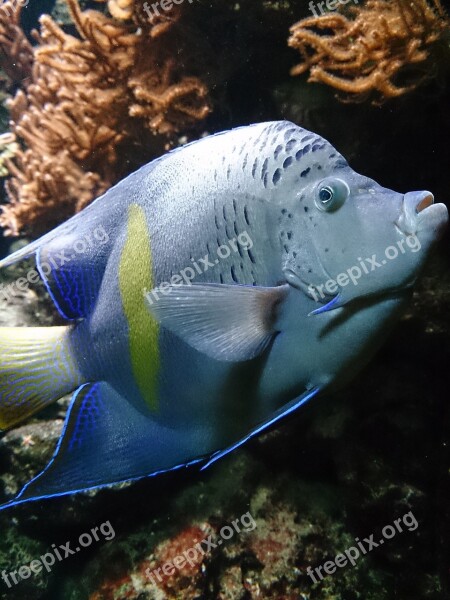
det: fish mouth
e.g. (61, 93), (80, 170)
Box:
(395, 191), (448, 237)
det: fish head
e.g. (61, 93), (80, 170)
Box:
(278, 161), (448, 311)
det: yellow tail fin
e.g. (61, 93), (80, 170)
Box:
(0, 326), (84, 430)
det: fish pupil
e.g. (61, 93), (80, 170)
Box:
(319, 187), (333, 203)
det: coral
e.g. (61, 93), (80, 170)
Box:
(0, 1), (33, 88)
(0, 0), (210, 236)
(0, 131), (18, 176)
(288, 0), (449, 102)
(105, 0), (134, 21)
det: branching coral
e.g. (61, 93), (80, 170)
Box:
(288, 0), (449, 102)
(0, 132), (18, 177)
(0, 0), (210, 236)
(0, 1), (33, 88)
(105, 0), (134, 21)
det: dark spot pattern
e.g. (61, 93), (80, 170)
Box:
(285, 139), (296, 152)
(284, 128), (297, 140)
(300, 167), (311, 178)
(243, 205), (250, 226)
(261, 158), (269, 181)
(253, 132), (264, 148)
(272, 168), (282, 185)
(231, 265), (238, 283)
(334, 158), (348, 169)
(283, 156), (293, 168)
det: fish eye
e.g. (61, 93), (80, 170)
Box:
(315, 178), (350, 212)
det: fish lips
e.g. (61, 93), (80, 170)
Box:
(396, 192), (448, 238)
(416, 202), (448, 238)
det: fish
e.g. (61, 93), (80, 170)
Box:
(0, 120), (447, 510)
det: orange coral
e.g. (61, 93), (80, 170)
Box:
(0, 1), (33, 87)
(288, 0), (449, 102)
(105, 0), (134, 21)
(0, 0), (210, 236)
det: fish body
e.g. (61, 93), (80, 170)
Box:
(0, 121), (447, 508)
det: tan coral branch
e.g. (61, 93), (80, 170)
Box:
(0, 0), (211, 236)
(288, 0), (449, 103)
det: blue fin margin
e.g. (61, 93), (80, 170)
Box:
(0, 382), (204, 511)
(201, 386), (320, 469)
(0, 384), (320, 511)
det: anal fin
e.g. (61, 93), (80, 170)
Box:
(0, 382), (203, 509)
(201, 386), (320, 469)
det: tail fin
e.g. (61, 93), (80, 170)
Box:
(0, 326), (84, 430)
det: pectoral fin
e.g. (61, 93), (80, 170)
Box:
(145, 283), (289, 362)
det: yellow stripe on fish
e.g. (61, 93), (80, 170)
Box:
(119, 204), (160, 411)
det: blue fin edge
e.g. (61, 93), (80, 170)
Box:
(200, 386), (321, 470)
(0, 383), (320, 511)
(308, 294), (341, 316)
(0, 383), (203, 512)
(36, 247), (74, 321)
